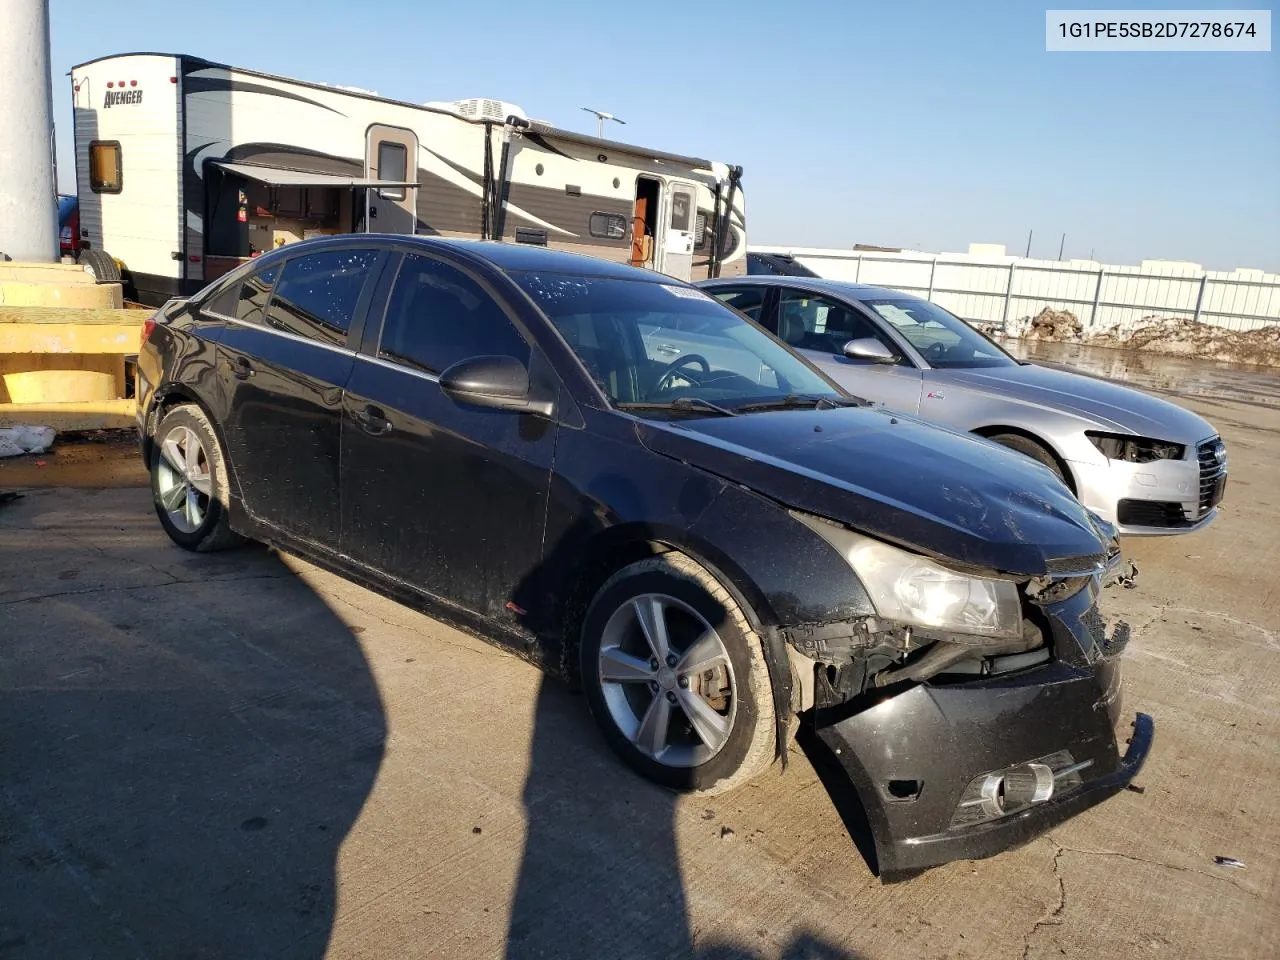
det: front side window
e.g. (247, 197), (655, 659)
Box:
(515, 273), (840, 409)
(379, 254), (528, 374)
(89, 140), (122, 194)
(709, 287), (766, 323)
(377, 142), (408, 200)
(863, 298), (1015, 368)
(776, 290), (890, 356)
(265, 250), (376, 346)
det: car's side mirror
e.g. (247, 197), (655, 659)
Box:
(842, 338), (897, 364)
(439, 355), (554, 416)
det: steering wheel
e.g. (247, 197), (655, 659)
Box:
(653, 354), (711, 394)
(924, 341), (948, 361)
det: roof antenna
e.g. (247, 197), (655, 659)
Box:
(581, 107), (625, 139)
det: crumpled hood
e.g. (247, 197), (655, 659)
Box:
(941, 363), (1217, 442)
(637, 407), (1107, 576)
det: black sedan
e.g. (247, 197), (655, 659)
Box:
(135, 236), (1151, 877)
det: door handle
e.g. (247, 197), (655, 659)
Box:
(352, 404), (392, 436)
(230, 356), (254, 380)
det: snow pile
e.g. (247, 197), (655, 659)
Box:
(1004, 307), (1280, 366)
(1089, 317), (1280, 367)
(1023, 307), (1084, 341)
(0, 425), (56, 458)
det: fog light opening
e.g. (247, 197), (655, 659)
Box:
(886, 779), (921, 801)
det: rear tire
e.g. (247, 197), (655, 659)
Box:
(987, 432), (1067, 485)
(150, 404), (244, 552)
(579, 553), (777, 796)
(79, 249), (121, 284)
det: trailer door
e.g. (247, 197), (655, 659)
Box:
(661, 180), (698, 281)
(365, 125), (419, 234)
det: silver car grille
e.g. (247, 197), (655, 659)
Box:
(1196, 437), (1228, 518)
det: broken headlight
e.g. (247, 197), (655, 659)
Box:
(793, 513), (1022, 640)
(1086, 431), (1185, 463)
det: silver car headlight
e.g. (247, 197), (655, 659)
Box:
(793, 512), (1022, 640)
(1085, 431), (1184, 463)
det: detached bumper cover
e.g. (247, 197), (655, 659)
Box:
(816, 659), (1153, 877)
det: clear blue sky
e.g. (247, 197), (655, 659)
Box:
(49, 0), (1279, 269)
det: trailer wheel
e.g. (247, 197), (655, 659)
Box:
(79, 249), (122, 284)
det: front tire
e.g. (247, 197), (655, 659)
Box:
(579, 553), (777, 795)
(79, 249), (122, 284)
(987, 432), (1068, 485)
(150, 404), (243, 552)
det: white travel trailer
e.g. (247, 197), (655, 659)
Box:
(70, 53), (747, 305)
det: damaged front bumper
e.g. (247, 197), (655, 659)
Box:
(816, 658), (1153, 878)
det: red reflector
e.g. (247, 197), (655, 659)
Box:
(505, 601), (527, 615)
(130, 80), (137, 87)
(188, 255), (201, 262)
(106, 81), (114, 88)
(141, 317), (157, 345)
(169, 76), (178, 84)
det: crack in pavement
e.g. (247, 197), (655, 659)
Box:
(1055, 842), (1260, 898)
(1021, 840), (1067, 960)
(1021, 834), (1263, 958)
(0, 573), (291, 607)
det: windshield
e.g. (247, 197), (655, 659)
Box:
(515, 273), (843, 412)
(863, 298), (1016, 369)
(57, 195), (77, 226)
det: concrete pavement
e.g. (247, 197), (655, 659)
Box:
(1, 392), (1276, 959)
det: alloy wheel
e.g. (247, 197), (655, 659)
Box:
(597, 593), (738, 768)
(156, 424), (212, 534)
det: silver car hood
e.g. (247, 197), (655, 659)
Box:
(937, 362), (1217, 442)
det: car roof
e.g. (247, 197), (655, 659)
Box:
(700, 274), (914, 302)
(260, 233), (670, 283)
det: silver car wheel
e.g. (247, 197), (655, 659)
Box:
(155, 424), (212, 534)
(597, 593), (738, 768)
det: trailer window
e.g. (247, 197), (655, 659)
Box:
(588, 212), (627, 240)
(669, 189), (692, 231)
(89, 141), (122, 194)
(377, 142), (408, 200)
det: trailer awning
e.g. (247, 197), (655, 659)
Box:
(211, 161), (417, 189)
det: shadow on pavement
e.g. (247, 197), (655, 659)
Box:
(507, 680), (867, 960)
(0, 490), (385, 959)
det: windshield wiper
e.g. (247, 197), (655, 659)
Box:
(617, 397), (739, 417)
(734, 394), (861, 413)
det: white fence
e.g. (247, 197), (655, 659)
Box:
(751, 247), (1280, 335)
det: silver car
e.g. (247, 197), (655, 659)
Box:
(697, 276), (1227, 535)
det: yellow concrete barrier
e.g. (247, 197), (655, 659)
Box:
(0, 293), (145, 430)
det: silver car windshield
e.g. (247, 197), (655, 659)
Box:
(864, 298), (1016, 369)
(515, 273), (843, 409)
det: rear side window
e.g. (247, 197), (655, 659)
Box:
(379, 254), (528, 374)
(207, 264), (281, 322)
(266, 250), (376, 347)
(89, 141), (122, 194)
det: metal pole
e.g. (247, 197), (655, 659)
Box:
(1193, 274), (1208, 324)
(1090, 267), (1105, 329)
(0, 0), (58, 261)
(853, 255), (862, 283)
(1001, 262), (1017, 329)
(926, 257), (936, 301)
(597, 116), (604, 139)
(1058, 233), (1066, 260)
(1024, 230), (1033, 258)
